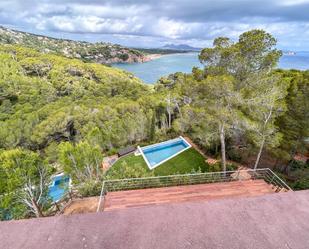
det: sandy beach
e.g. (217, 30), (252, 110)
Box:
(144, 53), (164, 61)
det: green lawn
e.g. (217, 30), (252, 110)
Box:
(107, 148), (211, 179)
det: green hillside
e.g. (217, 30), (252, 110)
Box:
(0, 26), (147, 64)
(0, 44), (153, 152)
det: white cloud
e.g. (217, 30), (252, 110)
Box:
(280, 0), (309, 6)
(71, 4), (149, 18)
(0, 0), (309, 49)
(150, 18), (196, 39)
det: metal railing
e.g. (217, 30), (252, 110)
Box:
(96, 168), (292, 212)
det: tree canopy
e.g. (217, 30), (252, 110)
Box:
(0, 149), (52, 219)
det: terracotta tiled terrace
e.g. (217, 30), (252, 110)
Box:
(103, 179), (278, 211)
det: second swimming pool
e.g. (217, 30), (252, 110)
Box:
(48, 174), (70, 202)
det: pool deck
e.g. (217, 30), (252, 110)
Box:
(103, 179), (277, 211)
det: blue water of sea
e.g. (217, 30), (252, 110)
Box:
(113, 52), (309, 84)
(142, 138), (189, 168)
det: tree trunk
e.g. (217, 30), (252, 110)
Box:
(254, 107), (273, 170)
(166, 93), (172, 129)
(32, 199), (44, 218)
(168, 110), (171, 129)
(253, 136), (265, 170)
(219, 124), (226, 172)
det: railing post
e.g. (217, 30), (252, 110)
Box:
(55, 202), (60, 212)
(97, 181), (106, 212)
(270, 175), (275, 185)
(236, 170), (240, 181)
(69, 190), (73, 200)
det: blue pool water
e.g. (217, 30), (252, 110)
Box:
(48, 175), (70, 202)
(141, 138), (190, 168)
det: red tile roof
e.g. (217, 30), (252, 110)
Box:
(1, 190), (309, 249)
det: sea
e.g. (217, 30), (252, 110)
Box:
(113, 52), (309, 84)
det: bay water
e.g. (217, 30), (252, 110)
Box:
(113, 52), (309, 84)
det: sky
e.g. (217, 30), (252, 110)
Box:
(0, 0), (309, 50)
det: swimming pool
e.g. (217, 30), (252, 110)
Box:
(138, 136), (191, 169)
(48, 174), (70, 202)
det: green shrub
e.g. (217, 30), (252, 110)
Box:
(227, 147), (242, 162)
(77, 180), (102, 197)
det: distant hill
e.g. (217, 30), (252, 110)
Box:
(0, 26), (148, 64)
(161, 44), (201, 51)
(135, 44), (201, 55)
(135, 48), (190, 55)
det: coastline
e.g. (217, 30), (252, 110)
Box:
(144, 53), (164, 61)
(144, 51), (200, 63)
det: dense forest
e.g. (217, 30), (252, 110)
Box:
(0, 30), (308, 220)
